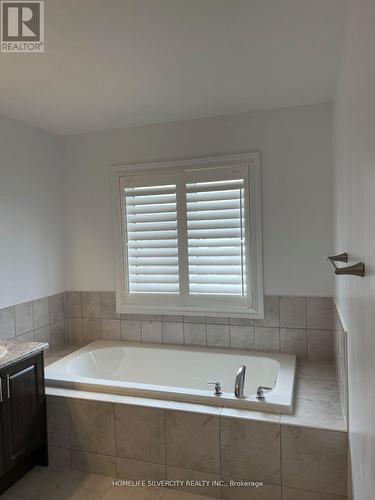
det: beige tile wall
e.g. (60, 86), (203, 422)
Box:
(47, 395), (348, 499)
(0, 293), (67, 350)
(0, 292), (334, 361)
(65, 292), (334, 361)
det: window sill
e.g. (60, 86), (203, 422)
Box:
(117, 303), (264, 320)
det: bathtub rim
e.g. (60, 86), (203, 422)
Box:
(45, 340), (296, 414)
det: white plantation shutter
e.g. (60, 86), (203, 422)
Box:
(186, 177), (247, 296)
(123, 182), (180, 294)
(115, 156), (262, 316)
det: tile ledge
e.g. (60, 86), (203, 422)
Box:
(46, 384), (287, 424)
(280, 397), (348, 433)
(45, 387), (347, 431)
(45, 344), (81, 366)
(297, 359), (337, 381)
(280, 419), (347, 433)
(46, 387), (222, 415)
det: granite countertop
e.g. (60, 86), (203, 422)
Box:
(0, 340), (49, 370)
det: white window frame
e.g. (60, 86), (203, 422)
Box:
(111, 153), (264, 319)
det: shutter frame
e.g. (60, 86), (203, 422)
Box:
(112, 153), (263, 318)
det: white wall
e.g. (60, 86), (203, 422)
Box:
(333, 1), (375, 498)
(63, 103), (333, 296)
(0, 115), (64, 309)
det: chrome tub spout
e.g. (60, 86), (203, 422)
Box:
(234, 365), (246, 398)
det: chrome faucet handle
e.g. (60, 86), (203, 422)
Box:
(208, 381), (222, 396)
(256, 385), (272, 400)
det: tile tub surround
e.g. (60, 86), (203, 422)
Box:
(0, 293), (67, 351)
(46, 363), (348, 500)
(45, 349), (347, 433)
(64, 292), (334, 361)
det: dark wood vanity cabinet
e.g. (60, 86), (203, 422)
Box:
(0, 352), (48, 494)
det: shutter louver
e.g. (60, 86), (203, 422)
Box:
(186, 179), (246, 295)
(124, 184), (180, 294)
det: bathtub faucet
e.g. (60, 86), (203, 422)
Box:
(234, 365), (246, 398)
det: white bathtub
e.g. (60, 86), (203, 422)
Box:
(45, 341), (296, 413)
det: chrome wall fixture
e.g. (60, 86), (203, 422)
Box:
(327, 252), (365, 277)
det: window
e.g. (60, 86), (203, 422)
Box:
(112, 153), (263, 318)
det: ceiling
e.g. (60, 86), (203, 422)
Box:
(0, 0), (346, 135)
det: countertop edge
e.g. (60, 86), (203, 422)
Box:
(0, 341), (49, 370)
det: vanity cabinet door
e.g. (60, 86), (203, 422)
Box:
(0, 354), (46, 473)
